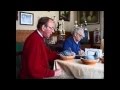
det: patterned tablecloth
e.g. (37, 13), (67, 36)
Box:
(50, 59), (104, 79)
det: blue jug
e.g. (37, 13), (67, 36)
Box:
(84, 51), (99, 60)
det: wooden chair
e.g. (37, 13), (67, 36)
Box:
(16, 42), (23, 79)
(16, 51), (22, 79)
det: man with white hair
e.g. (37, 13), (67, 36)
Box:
(63, 27), (85, 55)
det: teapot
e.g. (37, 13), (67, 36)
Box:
(84, 51), (99, 60)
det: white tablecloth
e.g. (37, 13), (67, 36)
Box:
(52, 59), (104, 79)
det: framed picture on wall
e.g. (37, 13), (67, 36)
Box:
(20, 12), (34, 25)
(59, 11), (70, 21)
(77, 11), (100, 24)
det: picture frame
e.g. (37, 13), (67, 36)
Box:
(77, 11), (100, 24)
(59, 11), (70, 21)
(94, 30), (101, 44)
(20, 12), (34, 25)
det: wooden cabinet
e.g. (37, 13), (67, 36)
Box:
(81, 44), (91, 50)
(93, 44), (100, 49)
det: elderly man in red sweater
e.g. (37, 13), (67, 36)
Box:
(20, 17), (62, 79)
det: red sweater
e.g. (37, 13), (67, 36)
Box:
(20, 30), (58, 79)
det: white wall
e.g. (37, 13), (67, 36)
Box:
(64, 11), (77, 31)
(16, 11), (104, 37)
(86, 11), (104, 39)
(16, 11), (76, 31)
(16, 11), (58, 30)
(75, 11), (104, 39)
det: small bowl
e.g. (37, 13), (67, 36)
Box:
(60, 54), (75, 60)
(81, 59), (99, 65)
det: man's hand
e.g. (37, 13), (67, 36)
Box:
(79, 49), (85, 56)
(71, 52), (76, 56)
(54, 69), (62, 77)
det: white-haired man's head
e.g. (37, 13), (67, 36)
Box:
(72, 27), (85, 42)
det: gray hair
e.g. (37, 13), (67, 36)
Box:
(71, 27), (85, 37)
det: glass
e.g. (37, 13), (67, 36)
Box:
(77, 33), (83, 38)
(46, 26), (55, 31)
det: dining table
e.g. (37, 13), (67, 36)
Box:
(48, 59), (104, 79)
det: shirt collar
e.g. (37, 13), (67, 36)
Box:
(72, 36), (79, 44)
(37, 29), (43, 37)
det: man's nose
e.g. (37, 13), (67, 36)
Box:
(52, 29), (55, 33)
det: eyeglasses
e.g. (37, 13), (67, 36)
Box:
(46, 26), (55, 31)
(77, 33), (83, 38)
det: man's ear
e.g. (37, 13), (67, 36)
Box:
(74, 33), (77, 37)
(42, 25), (46, 31)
